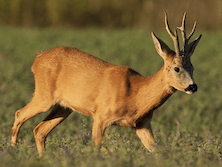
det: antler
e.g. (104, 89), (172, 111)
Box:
(177, 12), (197, 56)
(164, 12), (181, 56)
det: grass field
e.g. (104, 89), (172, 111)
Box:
(0, 26), (222, 166)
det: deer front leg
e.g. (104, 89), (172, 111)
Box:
(135, 120), (157, 152)
(92, 117), (106, 146)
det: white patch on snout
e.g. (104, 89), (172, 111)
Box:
(185, 90), (194, 95)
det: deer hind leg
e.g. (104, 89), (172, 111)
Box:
(11, 95), (53, 146)
(33, 105), (72, 156)
(135, 120), (157, 152)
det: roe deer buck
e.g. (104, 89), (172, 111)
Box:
(11, 12), (202, 156)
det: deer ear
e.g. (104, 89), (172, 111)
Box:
(151, 32), (173, 59)
(188, 34), (202, 56)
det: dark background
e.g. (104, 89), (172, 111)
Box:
(0, 0), (221, 30)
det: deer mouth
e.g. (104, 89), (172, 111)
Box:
(185, 84), (198, 94)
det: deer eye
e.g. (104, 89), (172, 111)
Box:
(174, 67), (180, 72)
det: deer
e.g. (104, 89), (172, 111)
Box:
(11, 12), (202, 156)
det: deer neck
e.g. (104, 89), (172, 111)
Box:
(135, 66), (176, 114)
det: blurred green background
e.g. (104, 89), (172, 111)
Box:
(1, 0), (222, 166)
(0, 0), (221, 30)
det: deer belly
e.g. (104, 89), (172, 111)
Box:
(114, 119), (136, 127)
(58, 98), (95, 116)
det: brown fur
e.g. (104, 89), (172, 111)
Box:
(11, 14), (201, 156)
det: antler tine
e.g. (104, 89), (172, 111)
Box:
(164, 12), (180, 56)
(187, 21), (197, 41)
(178, 12), (187, 29)
(177, 12), (198, 56)
(177, 12), (187, 31)
(164, 12), (174, 37)
(177, 12), (187, 53)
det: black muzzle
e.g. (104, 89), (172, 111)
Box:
(185, 84), (198, 93)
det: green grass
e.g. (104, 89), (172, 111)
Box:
(0, 26), (222, 166)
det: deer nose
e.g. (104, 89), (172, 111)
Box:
(185, 84), (198, 93)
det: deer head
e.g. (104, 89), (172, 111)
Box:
(151, 12), (202, 94)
